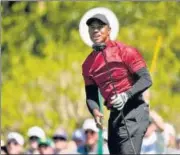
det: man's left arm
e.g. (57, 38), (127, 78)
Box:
(125, 67), (152, 99)
(110, 47), (152, 110)
(110, 67), (152, 110)
(124, 47), (152, 98)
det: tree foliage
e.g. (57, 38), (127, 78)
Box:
(1, 1), (180, 137)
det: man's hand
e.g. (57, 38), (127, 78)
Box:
(110, 92), (128, 111)
(150, 110), (165, 132)
(93, 109), (104, 130)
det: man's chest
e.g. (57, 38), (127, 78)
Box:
(89, 47), (129, 81)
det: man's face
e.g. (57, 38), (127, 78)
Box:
(88, 20), (111, 44)
(29, 136), (39, 150)
(85, 129), (98, 146)
(7, 140), (23, 154)
(38, 145), (54, 155)
(52, 136), (67, 151)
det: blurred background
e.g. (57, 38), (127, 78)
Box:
(1, 1), (180, 154)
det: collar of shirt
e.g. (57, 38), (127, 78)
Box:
(105, 40), (117, 47)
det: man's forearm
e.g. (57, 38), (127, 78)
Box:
(85, 85), (100, 116)
(150, 110), (165, 132)
(126, 67), (152, 99)
(86, 99), (99, 116)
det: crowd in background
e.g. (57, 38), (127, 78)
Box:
(1, 111), (180, 155)
(1, 118), (109, 155)
(141, 110), (180, 154)
(1, 91), (180, 154)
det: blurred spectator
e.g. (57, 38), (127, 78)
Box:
(176, 134), (180, 150)
(102, 129), (109, 154)
(163, 123), (176, 148)
(38, 138), (55, 154)
(26, 126), (46, 154)
(52, 127), (68, 154)
(60, 140), (79, 154)
(78, 118), (99, 154)
(163, 123), (180, 154)
(72, 128), (85, 148)
(1, 140), (7, 154)
(141, 110), (165, 154)
(6, 132), (24, 154)
(141, 124), (159, 154)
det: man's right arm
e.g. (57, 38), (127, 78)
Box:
(85, 85), (104, 129)
(85, 85), (100, 116)
(82, 60), (103, 129)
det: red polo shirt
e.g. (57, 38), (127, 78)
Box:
(82, 40), (146, 107)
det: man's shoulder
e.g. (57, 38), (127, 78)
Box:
(82, 51), (95, 68)
(115, 41), (139, 55)
(115, 41), (136, 51)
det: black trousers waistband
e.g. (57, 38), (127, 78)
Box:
(110, 96), (146, 115)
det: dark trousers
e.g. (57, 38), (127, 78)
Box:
(108, 99), (150, 154)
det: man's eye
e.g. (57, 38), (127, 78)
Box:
(90, 26), (95, 29)
(91, 26), (98, 29)
(90, 25), (104, 29)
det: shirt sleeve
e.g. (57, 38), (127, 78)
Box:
(123, 47), (146, 73)
(82, 61), (99, 116)
(82, 59), (95, 85)
(82, 75), (95, 85)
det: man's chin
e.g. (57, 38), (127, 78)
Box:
(93, 40), (104, 44)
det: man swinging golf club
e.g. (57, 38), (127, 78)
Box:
(82, 13), (152, 154)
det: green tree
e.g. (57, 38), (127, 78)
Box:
(1, 1), (180, 137)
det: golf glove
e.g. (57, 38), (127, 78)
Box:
(110, 92), (128, 111)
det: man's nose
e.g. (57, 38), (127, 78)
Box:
(93, 26), (99, 32)
(93, 28), (99, 32)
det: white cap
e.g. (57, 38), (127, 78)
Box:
(28, 126), (45, 139)
(1, 140), (5, 147)
(82, 118), (99, 132)
(7, 132), (24, 146)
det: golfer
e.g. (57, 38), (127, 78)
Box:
(82, 13), (152, 154)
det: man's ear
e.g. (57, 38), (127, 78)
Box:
(108, 26), (111, 35)
(88, 27), (90, 33)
